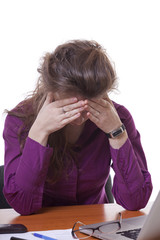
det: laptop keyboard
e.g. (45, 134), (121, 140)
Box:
(116, 228), (141, 239)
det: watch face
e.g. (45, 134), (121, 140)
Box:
(106, 124), (125, 139)
(112, 129), (123, 137)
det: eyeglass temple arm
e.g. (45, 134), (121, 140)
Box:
(118, 212), (122, 226)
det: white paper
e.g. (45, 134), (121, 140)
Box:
(0, 228), (76, 240)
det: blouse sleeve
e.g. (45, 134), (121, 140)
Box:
(3, 114), (53, 215)
(111, 103), (153, 210)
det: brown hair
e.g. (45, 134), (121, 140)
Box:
(7, 40), (117, 183)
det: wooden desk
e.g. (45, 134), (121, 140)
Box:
(0, 203), (152, 232)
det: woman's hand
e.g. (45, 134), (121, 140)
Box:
(86, 95), (128, 149)
(29, 93), (87, 146)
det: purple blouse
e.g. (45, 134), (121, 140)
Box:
(3, 102), (152, 215)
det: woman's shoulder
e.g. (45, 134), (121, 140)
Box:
(112, 101), (137, 138)
(112, 101), (133, 121)
(4, 100), (33, 129)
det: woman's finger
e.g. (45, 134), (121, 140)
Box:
(87, 99), (103, 113)
(102, 94), (114, 107)
(89, 98), (110, 109)
(54, 97), (78, 108)
(86, 104), (100, 118)
(61, 112), (81, 125)
(63, 100), (87, 113)
(87, 111), (99, 124)
(61, 106), (86, 118)
(42, 92), (55, 108)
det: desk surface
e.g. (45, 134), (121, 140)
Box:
(0, 203), (152, 232)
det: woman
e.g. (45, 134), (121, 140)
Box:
(3, 40), (152, 215)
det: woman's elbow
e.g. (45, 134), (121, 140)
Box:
(4, 191), (42, 215)
(114, 186), (153, 211)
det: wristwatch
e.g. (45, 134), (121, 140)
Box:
(106, 124), (126, 139)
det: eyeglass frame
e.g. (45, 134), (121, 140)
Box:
(71, 212), (122, 239)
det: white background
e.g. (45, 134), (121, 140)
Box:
(0, 0), (159, 201)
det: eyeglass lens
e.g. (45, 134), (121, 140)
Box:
(72, 221), (93, 239)
(72, 212), (122, 239)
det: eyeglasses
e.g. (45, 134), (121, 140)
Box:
(71, 212), (122, 239)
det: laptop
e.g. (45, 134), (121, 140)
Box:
(80, 191), (160, 240)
